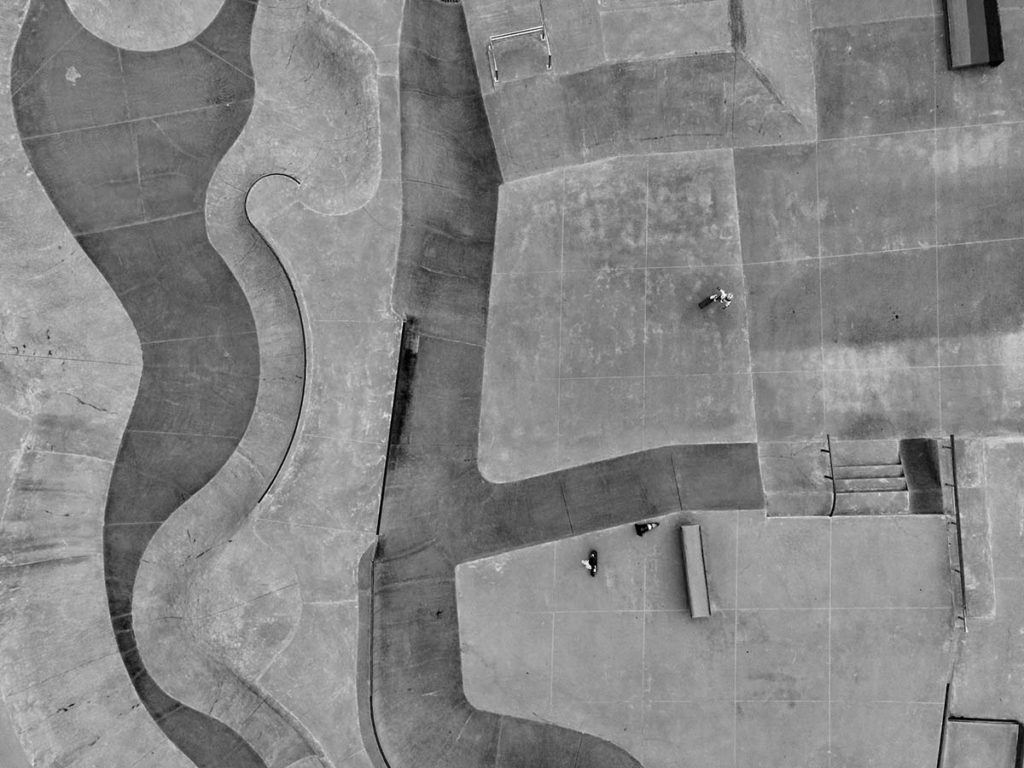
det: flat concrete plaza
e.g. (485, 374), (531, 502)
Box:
(458, 514), (955, 768)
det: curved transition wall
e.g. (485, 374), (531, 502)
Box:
(11, 0), (305, 765)
(66, 0), (224, 51)
(370, 1), (763, 767)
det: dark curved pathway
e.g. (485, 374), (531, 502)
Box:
(370, 2), (765, 767)
(12, 1), (297, 766)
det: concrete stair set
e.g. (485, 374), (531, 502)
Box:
(828, 438), (943, 516)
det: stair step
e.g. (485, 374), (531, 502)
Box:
(829, 439), (900, 466)
(835, 476), (908, 493)
(833, 489), (910, 516)
(833, 464), (904, 480)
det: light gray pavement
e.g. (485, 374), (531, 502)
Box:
(458, 513), (955, 768)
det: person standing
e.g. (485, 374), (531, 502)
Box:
(581, 549), (598, 577)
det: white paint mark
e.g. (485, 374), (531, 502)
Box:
(65, 66), (81, 85)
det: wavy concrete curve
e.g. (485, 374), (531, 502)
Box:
(368, 2), (764, 767)
(10, 0), (308, 765)
(66, 0), (224, 52)
(134, 4), (394, 766)
(129, 2), (390, 762)
(132, 169), (319, 768)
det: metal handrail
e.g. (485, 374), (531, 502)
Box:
(485, 0), (552, 84)
(946, 434), (969, 632)
(490, 25), (545, 43)
(822, 434), (838, 517)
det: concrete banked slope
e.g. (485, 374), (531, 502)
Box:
(10, 0), (308, 766)
(370, 2), (764, 767)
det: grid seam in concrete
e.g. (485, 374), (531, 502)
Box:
(729, 53), (738, 142)
(193, 39), (255, 81)
(140, 331), (260, 345)
(932, 14), (942, 435)
(640, 538), (648, 749)
(548, 544), (556, 713)
(811, 11), (940, 31)
(18, 100), (252, 142)
(72, 209), (204, 238)
(730, 149), (756, 445)
(117, 48), (145, 222)
(813, 110), (827, 437)
(733, 508), (740, 768)
(0, 351), (140, 367)
(642, 159), (650, 450)
(556, 168), (566, 467)
(827, 516), (833, 768)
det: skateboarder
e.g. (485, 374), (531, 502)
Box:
(581, 550), (598, 577)
(698, 287), (733, 309)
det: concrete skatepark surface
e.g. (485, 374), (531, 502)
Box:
(1, 0), (1024, 768)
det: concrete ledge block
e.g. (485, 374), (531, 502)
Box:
(680, 524), (711, 618)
